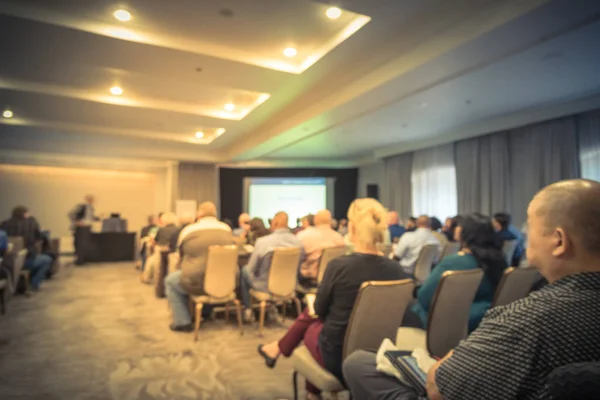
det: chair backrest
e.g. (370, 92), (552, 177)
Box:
(267, 247), (302, 297)
(502, 240), (518, 266)
(317, 246), (347, 283)
(441, 242), (460, 260)
(492, 266), (539, 307)
(427, 269), (483, 358)
(11, 249), (28, 292)
(343, 279), (415, 359)
(203, 245), (239, 299)
(7, 236), (24, 253)
(414, 244), (439, 282)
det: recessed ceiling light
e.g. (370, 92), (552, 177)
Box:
(283, 47), (297, 58)
(216, 128), (225, 136)
(110, 86), (123, 96)
(195, 131), (204, 138)
(224, 103), (235, 112)
(113, 9), (131, 22)
(2, 109), (13, 119)
(326, 7), (342, 19)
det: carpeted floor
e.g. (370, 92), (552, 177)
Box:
(0, 262), (320, 400)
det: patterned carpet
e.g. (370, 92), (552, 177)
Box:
(0, 262), (315, 400)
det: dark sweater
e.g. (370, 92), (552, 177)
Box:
(314, 253), (409, 383)
(155, 224), (179, 247)
(0, 216), (42, 256)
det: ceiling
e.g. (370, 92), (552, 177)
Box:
(1, 0), (599, 168)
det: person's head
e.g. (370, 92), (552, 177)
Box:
(197, 201), (217, 220)
(301, 214), (314, 228)
(452, 215), (464, 241)
(270, 212), (289, 230)
(416, 215), (431, 229)
(331, 218), (338, 230)
(238, 213), (251, 230)
(458, 213), (507, 287)
(314, 210), (332, 228)
(11, 205), (28, 220)
(179, 212), (194, 226)
(387, 211), (399, 226)
(84, 195), (95, 205)
(339, 218), (348, 227)
(492, 212), (511, 232)
(430, 217), (443, 231)
(443, 217), (453, 231)
(250, 217), (267, 233)
(347, 198), (388, 250)
(160, 212), (177, 226)
(147, 215), (157, 226)
(527, 179), (600, 283)
(406, 217), (417, 230)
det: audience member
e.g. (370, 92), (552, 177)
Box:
(394, 215), (441, 276)
(246, 217), (269, 246)
(405, 216), (417, 232)
(493, 212), (525, 265)
(165, 202), (233, 332)
(232, 213), (251, 237)
(387, 211), (406, 243)
(297, 210), (345, 289)
(239, 212), (302, 322)
(337, 218), (348, 236)
(293, 214), (314, 234)
(169, 213), (194, 253)
(442, 216), (461, 242)
(429, 216), (448, 246)
(139, 215), (158, 270)
(68, 195), (100, 266)
(343, 179), (600, 400)
(141, 212), (179, 284)
(404, 213), (507, 332)
(256, 198), (409, 399)
(0, 206), (52, 290)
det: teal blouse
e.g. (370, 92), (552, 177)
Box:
(412, 253), (497, 332)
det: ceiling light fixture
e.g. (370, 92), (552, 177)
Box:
(195, 131), (204, 138)
(113, 9), (131, 22)
(283, 47), (297, 57)
(110, 86), (123, 96)
(326, 7), (342, 19)
(224, 103), (235, 112)
(2, 109), (13, 119)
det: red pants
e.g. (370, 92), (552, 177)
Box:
(278, 309), (324, 394)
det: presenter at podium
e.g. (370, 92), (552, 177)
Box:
(68, 194), (100, 266)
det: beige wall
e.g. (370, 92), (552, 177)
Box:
(0, 164), (160, 238)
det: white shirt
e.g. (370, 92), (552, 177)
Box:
(394, 227), (441, 274)
(177, 216), (231, 246)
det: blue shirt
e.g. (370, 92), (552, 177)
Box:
(413, 253), (499, 332)
(388, 224), (406, 242)
(508, 224), (525, 262)
(244, 228), (304, 291)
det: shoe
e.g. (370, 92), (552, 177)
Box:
(243, 309), (255, 323)
(257, 344), (278, 368)
(169, 323), (194, 332)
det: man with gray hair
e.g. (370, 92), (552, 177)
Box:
(343, 179), (600, 400)
(165, 201), (233, 332)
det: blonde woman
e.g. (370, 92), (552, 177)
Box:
(256, 198), (409, 399)
(141, 212), (179, 284)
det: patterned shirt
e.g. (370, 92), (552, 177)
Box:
(436, 271), (600, 400)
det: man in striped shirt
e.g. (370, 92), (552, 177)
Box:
(343, 179), (600, 400)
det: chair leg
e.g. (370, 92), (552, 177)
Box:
(225, 303), (230, 323)
(234, 299), (243, 336)
(292, 371), (298, 400)
(194, 302), (203, 342)
(259, 301), (266, 336)
(293, 297), (302, 316)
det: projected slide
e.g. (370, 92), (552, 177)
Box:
(247, 178), (328, 226)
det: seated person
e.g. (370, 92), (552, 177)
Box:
(256, 198), (409, 399)
(293, 214), (314, 234)
(337, 218), (348, 236)
(232, 213), (251, 237)
(168, 213), (195, 253)
(164, 202), (233, 332)
(297, 209), (345, 288)
(430, 216), (449, 246)
(388, 211), (406, 243)
(141, 212), (179, 284)
(394, 215), (441, 276)
(239, 212), (303, 321)
(246, 217), (270, 246)
(493, 212), (525, 265)
(0, 206), (52, 290)
(0, 229), (7, 257)
(343, 179), (600, 400)
(405, 216), (417, 232)
(405, 213), (507, 332)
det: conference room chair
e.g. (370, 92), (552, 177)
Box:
(413, 244), (440, 283)
(395, 269), (483, 358)
(249, 247), (302, 336)
(440, 241), (460, 261)
(502, 239), (519, 266)
(290, 279), (415, 400)
(189, 245), (243, 341)
(9, 249), (28, 295)
(297, 246), (347, 295)
(7, 236), (24, 253)
(492, 266), (540, 308)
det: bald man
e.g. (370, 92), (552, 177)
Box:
(297, 209), (345, 288)
(239, 211), (303, 322)
(344, 179), (600, 400)
(393, 215), (441, 275)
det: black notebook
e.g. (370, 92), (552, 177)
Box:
(384, 350), (427, 397)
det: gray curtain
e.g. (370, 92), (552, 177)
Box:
(383, 152), (413, 220)
(508, 117), (580, 226)
(577, 109), (600, 182)
(455, 132), (511, 216)
(178, 163), (218, 206)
